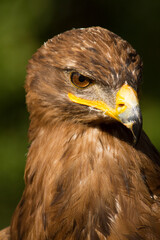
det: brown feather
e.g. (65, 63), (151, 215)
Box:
(0, 227), (10, 240)
(1, 27), (160, 240)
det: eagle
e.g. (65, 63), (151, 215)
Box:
(0, 26), (160, 240)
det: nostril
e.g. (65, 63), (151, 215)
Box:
(118, 103), (125, 108)
(117, 103), (126, 113)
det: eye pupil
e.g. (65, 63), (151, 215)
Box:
(79, 75), (85, 82)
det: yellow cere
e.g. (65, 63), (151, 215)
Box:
(116, 83), (138, 111)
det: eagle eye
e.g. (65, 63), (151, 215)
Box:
(70, 72), (92, 88)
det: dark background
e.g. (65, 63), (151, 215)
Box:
(0, 0), (160, 229)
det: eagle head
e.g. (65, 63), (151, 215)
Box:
(26, 27), (143, 144)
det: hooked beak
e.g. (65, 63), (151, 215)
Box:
(68, 83), (142, 145)
(115, 84), (142, 145)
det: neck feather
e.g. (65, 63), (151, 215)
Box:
(11, 121), (159, 240)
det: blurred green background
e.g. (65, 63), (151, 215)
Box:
(0, 0), (160, 229)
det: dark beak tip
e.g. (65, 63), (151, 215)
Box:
(119, 105), (142, 146)
(131, 119), (142, 146)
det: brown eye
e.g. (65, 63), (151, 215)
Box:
(70, 72), (92, 88)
